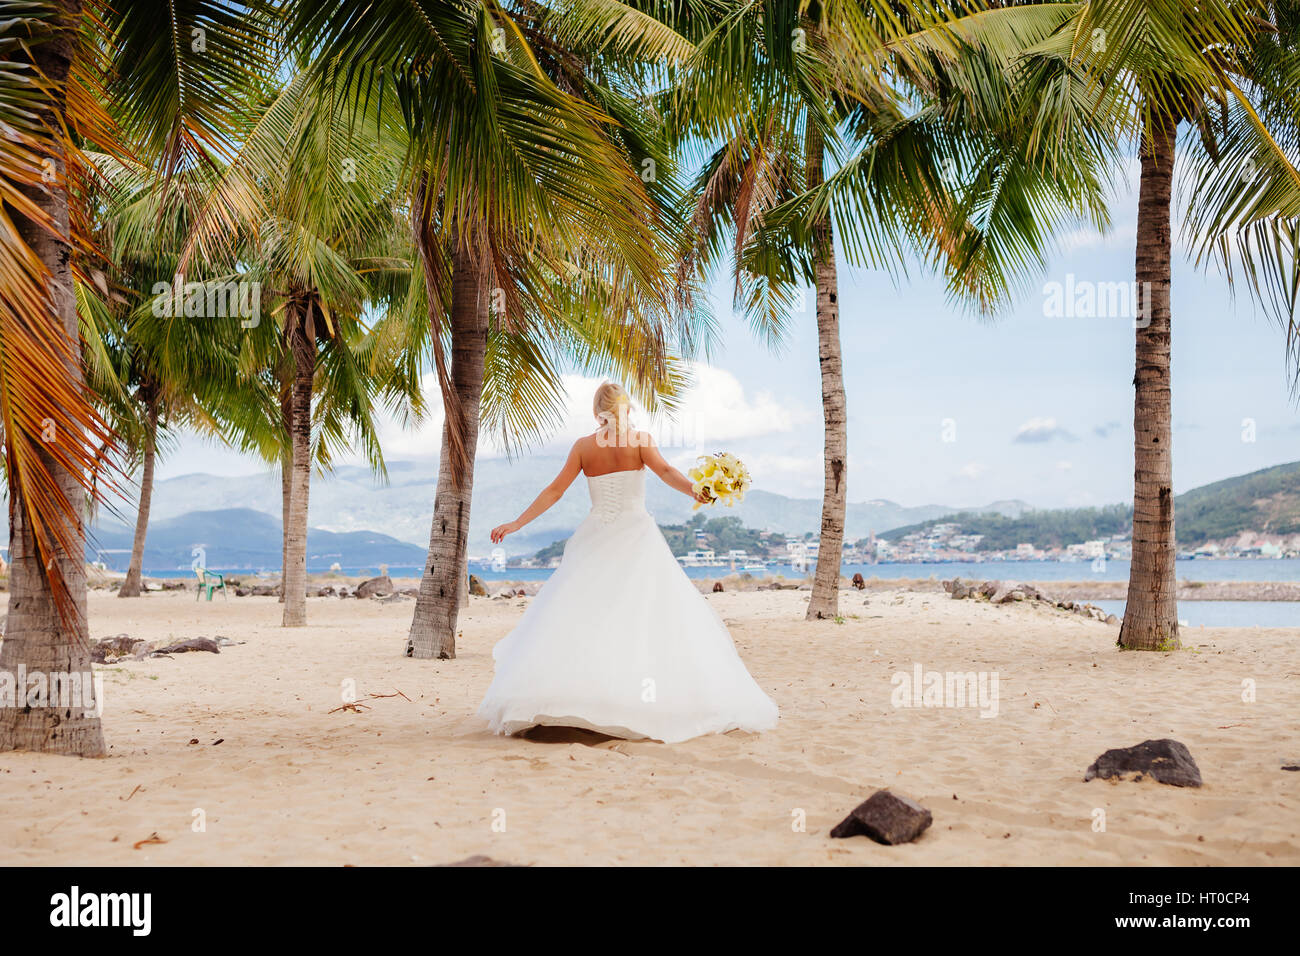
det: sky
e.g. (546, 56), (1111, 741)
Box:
(160, 155), (1300, 512)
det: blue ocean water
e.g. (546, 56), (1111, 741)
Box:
(160, 557), (1300, 627)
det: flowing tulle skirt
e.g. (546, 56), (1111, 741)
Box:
(477, 508), (779, 743)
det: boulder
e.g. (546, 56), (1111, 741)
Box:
(1084, 738), (1203, 787)
(991, 585), (1025, 603)
(978, 581), (998, 598)
(355, 575), (394, 599)
(830, 789), (933, 844)
(434, 855), (526, 867)
(494, 587), (516, 599)
(851, 573), (866, 590)
(1105, 614), (1121, 626)
(951, 583), (971, 600)
(468, 574), (488, 597)
(153, 637), (221, 655)
(712, 582), (724, 593)
(941, 579), (955, 594)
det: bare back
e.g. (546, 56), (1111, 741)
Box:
(576, 431), (651, 477)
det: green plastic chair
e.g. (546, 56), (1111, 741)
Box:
(194, 567), (228, 601)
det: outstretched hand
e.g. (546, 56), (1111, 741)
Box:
(490, 521), (520, 544)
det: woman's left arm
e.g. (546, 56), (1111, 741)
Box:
(490, 443), (583, 543)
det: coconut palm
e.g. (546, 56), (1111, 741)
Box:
(1020, 0), (1300, 649)
(287, 0), (699, 658)
(76, 147), (256, 599)
(173, 70), (426, 625)
(656, 0), (1115, 619)
(0, 0), (273, 755)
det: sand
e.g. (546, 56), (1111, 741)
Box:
(1, 586), (1296, 866)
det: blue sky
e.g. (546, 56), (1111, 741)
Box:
(162, 157), (1300, 511)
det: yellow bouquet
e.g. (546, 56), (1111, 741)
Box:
(688, 452), (751, 510)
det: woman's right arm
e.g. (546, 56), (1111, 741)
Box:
(641, 434), (711, 504)
(490, 442), (583, 543)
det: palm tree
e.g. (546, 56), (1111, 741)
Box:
(289, 0), (695, 658)
(159, 61), (427, 625)
(1040, 1), (1300, 649)
(0, 0), (270, 755)
(662, 0), (1115, 619)
(77, 153), (225, 599)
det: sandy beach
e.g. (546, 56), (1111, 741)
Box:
(1, 585), (1296, 866)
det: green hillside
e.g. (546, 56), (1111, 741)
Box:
(880, 504), (1131, 551)
(876, 461), (1300, 550)
(1175, 461), (1300, 543)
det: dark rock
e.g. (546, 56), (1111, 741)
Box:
(851, 573), (866, 590)
(1084, 739), (1203, 787)
(468, 574), (488, 597)
(829, 789), (933, 845)
(355, 575), (394, 599)
(951, 584), (970, 600)
(434, 855), (526, 867)
(1281, 764), (1300, 772)
(515, 589), (527, 597)
(941, 579), (954, 593)
(153, 638), (221, 655)
(979, 581), (997, 598)
(712, 582), (724, 593)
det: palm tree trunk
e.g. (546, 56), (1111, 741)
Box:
(279, 384), (292, 603)
(117, 393), (158, 597)
(1119, 116), (1180, 651)
(805, 123), (848, 621)
(407, 243), (490, 659)
(281, 304), (313, 627)
(0, 0), (105, 756)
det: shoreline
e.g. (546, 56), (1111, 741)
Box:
(83, 570), (1300, 602)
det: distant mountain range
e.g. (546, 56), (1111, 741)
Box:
(61, 455), (1030, 571)
(887, 461), (1300, 550)
(17, 456), (1295, 572)
(86, 507), (427, 573)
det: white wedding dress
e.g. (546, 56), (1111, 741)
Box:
(477, 467), (779, 743)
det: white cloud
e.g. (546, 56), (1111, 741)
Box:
(341, 362), (810, 465)
(1014, 417), (1076, 444)
(957, 462), (987, 480)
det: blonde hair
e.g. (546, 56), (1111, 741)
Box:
(593, 382), (632, 430)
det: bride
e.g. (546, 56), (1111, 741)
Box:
(477, 383), (779, 743)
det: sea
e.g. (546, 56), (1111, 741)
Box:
(156, 557), (1300, 628)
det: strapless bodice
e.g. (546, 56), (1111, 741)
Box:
(586, 468), (647, 523)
